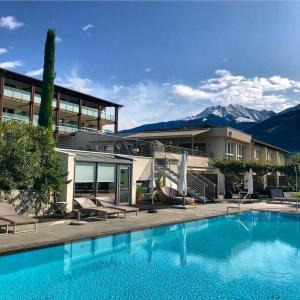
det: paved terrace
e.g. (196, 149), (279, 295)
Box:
(0, 202), (299, 256)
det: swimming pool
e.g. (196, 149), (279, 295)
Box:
(0, 211), (300, 299)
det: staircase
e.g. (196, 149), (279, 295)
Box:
(154, 149), (216, 203)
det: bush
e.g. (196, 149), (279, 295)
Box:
(0, 121), (68, 214)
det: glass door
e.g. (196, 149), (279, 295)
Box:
(118, 165), (131, 204)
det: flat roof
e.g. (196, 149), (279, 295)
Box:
(126, 128), (211, 139)
(253, 139), (289, 153)
(57, 149), (133, 164)
(0, 67), (122, 108)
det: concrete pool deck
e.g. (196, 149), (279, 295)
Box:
(0, 202), (299, 256)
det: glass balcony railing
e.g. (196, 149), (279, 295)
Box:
(82, 106), (98, 118)
(81, 126), (97, 132)
(60, 100), (79, 113)
(4, 86), (31, 102)
(34, 94), (41, 104)
(4, 87), (116, 122)
(101, 111), (115, 122)
(34, 94), (57, 108)
(58, 123), (78, 134)
(2, 112), (30, 123)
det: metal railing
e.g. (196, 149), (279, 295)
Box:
(154, 148), (215, 202)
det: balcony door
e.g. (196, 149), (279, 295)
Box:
(118, 165), (131, 204)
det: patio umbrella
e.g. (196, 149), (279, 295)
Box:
(178, 151), (188, 206)
(148, 160), (157, 213)
(247, 168), (254, 196)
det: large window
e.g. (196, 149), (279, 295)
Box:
(236, 145), (245, 160)
(97, 163), (116, 203)
(226, 142), (234, 159)
(75, 162), (96, 197)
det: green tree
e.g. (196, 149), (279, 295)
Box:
(38, 29), (56, 130)
(0, 121), (68, 215)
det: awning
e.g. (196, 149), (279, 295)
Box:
(126, 128), (211, 139)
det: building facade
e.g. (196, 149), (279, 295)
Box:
(0, 68), (122, 135)
(125, 127), (288, 165)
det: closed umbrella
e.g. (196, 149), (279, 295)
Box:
(247, 168), (253, 196)
(148, 160), (157, 213)
(178, 151), (188, 206)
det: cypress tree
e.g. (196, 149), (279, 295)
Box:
(38, 29), (55, 130)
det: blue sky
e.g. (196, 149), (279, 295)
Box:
(1, 2), (300, 129)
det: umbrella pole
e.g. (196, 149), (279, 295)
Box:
(148, 189), (158, 213)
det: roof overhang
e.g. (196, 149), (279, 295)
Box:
(125, 128), (211, 139)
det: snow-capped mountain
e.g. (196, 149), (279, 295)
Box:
(185, 104), (275, 123)
(122, 104), (276, 133)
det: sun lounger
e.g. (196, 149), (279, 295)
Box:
(269, 189), (285, 203)
(74, 197), (124, 220)
(283, 192), (299, 202)
(93, 197), (139, 218)
(0, 220), (9, 235)
(0, 203), (38, 233)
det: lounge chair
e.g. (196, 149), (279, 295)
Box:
(0, 203), (38, 233)
(74, 197), (124, 220)
(269, 189), (285, 203)
(283, 192), (299, 203)
(93, 196), (139, 218)
(158, 187), (195, 205)
(0, 220), (9, 235)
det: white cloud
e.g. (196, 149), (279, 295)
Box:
(57, 69), (300, 130)
(0, 48), (8, 54)
(144, 68), (152, 73)
(0, 60), (23, 69)
(82, 24), (94, 31)
(0, 16), (23, 30)
(26, 68), (43, 77)
(172, 69), (300, 112)
(55, 36), (62, 43)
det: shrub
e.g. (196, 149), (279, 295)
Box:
(0, 121), (68, 214)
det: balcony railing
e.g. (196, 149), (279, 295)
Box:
(2, 112), (30, 123)
(101, 111), (115, 122)
(82, 106), (98, 118)
(4, 86), (31, 102)
(60, 100), (79, 113)
(81, 126), (97, 132)
(58, 123), (78, 134)
(5, 87), (116, 122)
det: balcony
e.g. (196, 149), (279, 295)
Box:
(58, 123), (78, 134)
(2, 112), (30, 123)
(60, 100), (79, 113)
(82, 106), (98, 118)
(101, 111), (115, 122)
(4, 87), (116, 122)
(4, 86), (31, 102)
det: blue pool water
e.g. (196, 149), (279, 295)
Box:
(0, 211), (300, 299)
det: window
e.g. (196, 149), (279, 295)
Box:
(254, 149), (260, 161)
(75, 162), (96, 197)
(97, 163), (116, 203)
(226, 142), (234, 159)
(236, 145), (245, 160)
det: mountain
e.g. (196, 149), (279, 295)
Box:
(186, 104), (275, 123)
(246, 108), (300, 152)
(123, 104), (275, 133)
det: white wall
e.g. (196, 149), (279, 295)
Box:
(55, 150), (76, 212)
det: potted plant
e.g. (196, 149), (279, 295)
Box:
(136, 186), (144, 203)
